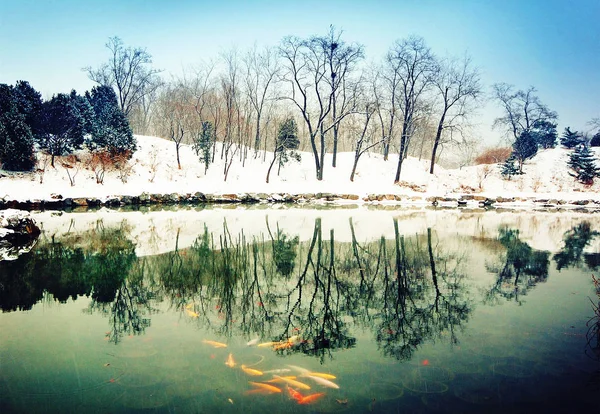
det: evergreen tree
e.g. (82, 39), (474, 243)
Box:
(568, 144), (599, 184)
(39, 93), (86, 167)
(531, 119), (558, 149)
(500, 154), (519, 180)
(0, 84), (36, 171)
(590, 131), (600, 147)
(266, 118), (300, 183)
(87, 85), (136, 155)
(194, 121), (214, 174)
(512, 130), (538, 174)
(70, 90), (95, 137)
(560, 127), (584, 149)
(12, 81), (44, 137)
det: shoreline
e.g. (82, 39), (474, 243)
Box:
(2, 191), (600, 212)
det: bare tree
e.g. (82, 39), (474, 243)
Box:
(492, 83), (557, 142)
(349, 102), (380, 181)
(386, 36), (436, 183)
(243, 45), (280, 157)
(157, 84), (190, 169)
(85, 36), (162, 117)
(429, 55), (482, 174)
(372, 64), (399, 161)
(220, 49), (241, 181)
(320, 26), (364, 168)
(279, 28), (361, 181)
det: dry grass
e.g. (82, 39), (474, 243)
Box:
(474, 147), (512, 165)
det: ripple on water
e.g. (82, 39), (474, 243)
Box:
(453, 380), (502, 405)
(411, 366), (455, 383)
(402, 378), (449, 394)
(490, 358), (534, 379)
(120, 387), (172, 410)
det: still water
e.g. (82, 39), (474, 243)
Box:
(1, 206), (599, 413)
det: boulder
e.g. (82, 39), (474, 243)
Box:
(0, 209), (41, 261)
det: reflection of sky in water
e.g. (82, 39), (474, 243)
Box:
(0, 209), (598, 413)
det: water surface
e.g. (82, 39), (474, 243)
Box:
(1, 206), (599, 413)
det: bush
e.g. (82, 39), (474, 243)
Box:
(474, 147), (512, 165)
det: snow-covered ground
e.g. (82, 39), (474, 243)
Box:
(0, 135), (599, 204)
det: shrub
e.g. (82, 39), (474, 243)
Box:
(474, 147), (512, 165)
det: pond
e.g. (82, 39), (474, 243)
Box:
(1, 206), (599, 413)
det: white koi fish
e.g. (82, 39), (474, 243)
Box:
(305, 375), (339, 389)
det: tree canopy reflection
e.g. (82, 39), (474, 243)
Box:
(2, 216), (477, 361)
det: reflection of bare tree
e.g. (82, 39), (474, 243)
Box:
(373, 221), (471, 360)
(484, 228), (550, 304)
(88, 260), (158, 344)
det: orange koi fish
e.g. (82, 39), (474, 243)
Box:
(273, 375), (311, 390)
(306, 372), (336, 380)
(257, 341), (277, 348)
(298, 392), (325, 405)
(241, 364), (263, 376)
(248, 382), (281, 393)
(273, 341), (293, 350)
(202, 340), (227, 348)
(266, 376), (296, 383)
(305, 375), (339, 389)
(287, 386), (304, 402)
(185, 309), (199, 318)
(225, 353), (235, 368)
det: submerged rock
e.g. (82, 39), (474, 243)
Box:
(0, 209), (41, 261)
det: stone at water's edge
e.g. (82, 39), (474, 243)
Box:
(0, 209), (41, 261)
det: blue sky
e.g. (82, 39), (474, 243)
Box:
(1, 0), (598, 144)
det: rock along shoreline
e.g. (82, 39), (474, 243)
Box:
(1, 192), (600, 212)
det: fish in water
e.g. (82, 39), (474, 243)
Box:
(241, 365), (263, 376)
(287, 364), (311, 375)
(246, 338), (260, 346)
(225, 353), (235, 368)
(263, 368), (292, 374)
(306, 372), (336, 380)
(287, 386), (304, 402)
(298, 392), (326, 405)
(273, 375), (311, 390)
(202, 340), (227, 348)
(266, 376), (296, 383)
(305, 375), (339, 389)
(248, 382), (281, 393)
(257, 341), (276, 348)
(273, 341), (292, 350)
(185, 309), (199, 318)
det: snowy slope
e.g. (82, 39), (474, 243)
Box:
(0, 135), (599, 203)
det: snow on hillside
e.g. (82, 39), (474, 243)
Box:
(0, 135), (599, 203)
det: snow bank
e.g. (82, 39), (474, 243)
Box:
(0, 135), (599, 204)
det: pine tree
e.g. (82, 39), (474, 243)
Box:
(0, 84), (36, 171)
(590, 131), (600, 147)
(87, 85), (136, 155)
(266, 118), (300, 183)
(500, 154), (519, 180)
(568, 144), (599, 184)
(561, 127), (584, 149)
(13, 80), (44, 137)
(512, 130), (538, 174)
(531, 119), (557, 149)
(195, 121), (214, 173)
(39, 93), (86, 167)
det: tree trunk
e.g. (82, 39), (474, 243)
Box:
(350, 153), (360, 182)
(332, 125), (339, 168)
(266, 149), (277, 183)
(429, 111), (446, 174)
(318, 128), (326, 181)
